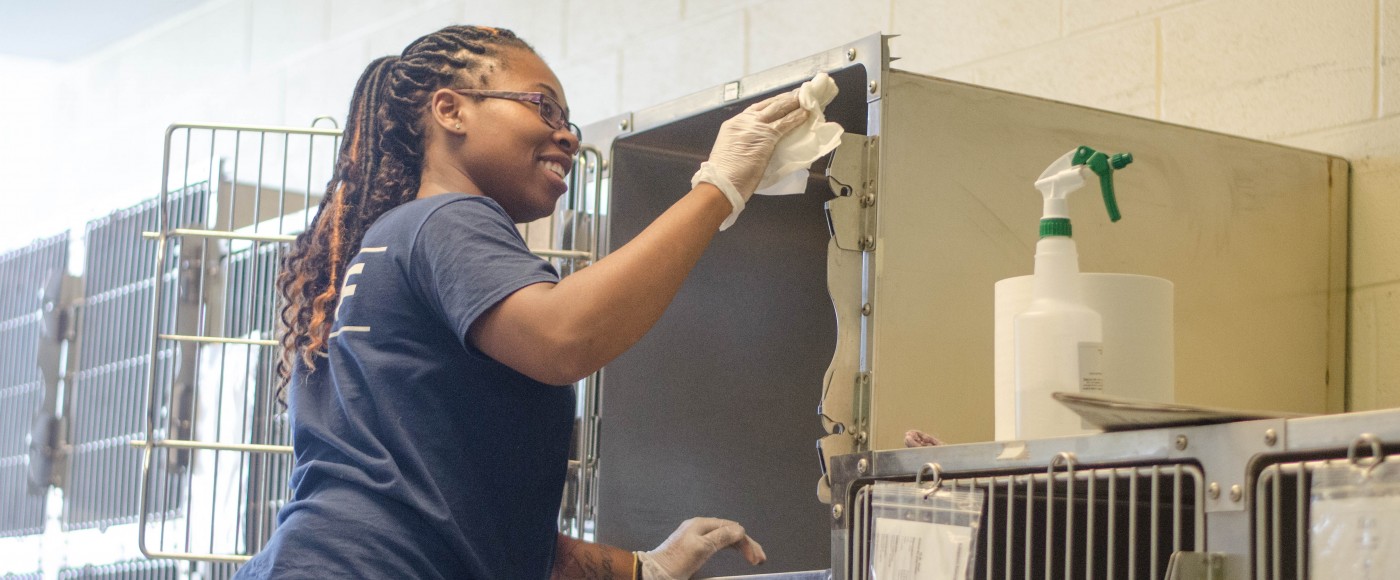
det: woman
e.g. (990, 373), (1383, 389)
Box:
(237, 25), (807, 579)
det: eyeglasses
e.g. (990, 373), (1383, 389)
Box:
(451, 89), (582, 141)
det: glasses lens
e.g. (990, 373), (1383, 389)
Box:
(539, 96), (567, 130)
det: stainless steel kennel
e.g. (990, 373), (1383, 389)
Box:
(580, 33), (1345, 577)
(826, 409), (1400, 579)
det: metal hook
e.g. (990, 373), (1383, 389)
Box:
(916, 463), (943, 498)
(1048, 452), (1078, 479)
(1347, 433), (1386, 477)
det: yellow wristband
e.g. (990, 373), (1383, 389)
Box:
(633, 551), (642, 580)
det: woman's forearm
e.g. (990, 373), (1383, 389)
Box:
(471, 184), (732, 385)
(552, 533), (636, 580)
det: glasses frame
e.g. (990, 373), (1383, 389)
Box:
(451, 89), (582, 141)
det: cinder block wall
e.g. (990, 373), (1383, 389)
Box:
(2, 0), (1396, 410)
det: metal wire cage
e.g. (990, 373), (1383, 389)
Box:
(132, 120), (608, 566)
(0, 233), (69, 538)
(846, 457), (1205, 580)
(66, 186), (211, 532)
(133, 121), (339, 563)
(1252, 435), (1398, 580)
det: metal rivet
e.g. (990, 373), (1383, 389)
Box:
(619, 119), (631, 131)
(1229, 484), (1242, 503)
(847, 48), (857, 61)
(1264, 428), (1278, 447)
(1175, 435), (1188, 451)
(857, 458), (868, 474)
(855, 432), (868, 445)
(1208, 482), (1220, 499)
(860, 235), (874, 250)
(832, 504), (844, 520)
(868, 80), (878, 94)
(860, 193), (875, 207)
(861, 303), (872, 317)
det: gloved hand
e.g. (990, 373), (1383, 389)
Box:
(693, 90), (809, 230)
(637, 517), (767, 580)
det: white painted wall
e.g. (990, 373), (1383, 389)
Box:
(1, 0), (1396, 409)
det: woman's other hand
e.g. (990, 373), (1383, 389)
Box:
(637, 517), (766, 579)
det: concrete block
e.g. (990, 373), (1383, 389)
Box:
(1349, 282), (1400, 411)
(0, 59), (58, 187)
(205, 68), (288, 126)
(567, 1), (683, 58)
(284, 35), (373, 129)
(890, 0), (1060, 74)
(111, 0), (252, 99)
(1064, 0), (1192, 33)
(365, 2), (464, 58)
(747, 0), (890, 74)
(330, 0), (435, 37)
(1160, 0), (1373, 139)
(938, 20), (1158, 119)
(1383, 0), (1400, 117)
(1346, 156), (1400, 289)
(250, 0), (332, 71)
(750, 0), (890, 74)
(682, 0), (754, 19)
(556, 51), (622, 126)
(620, 10), (745, 112)
(0, 63), (61, 251)
(461, 0), (568, 66)
(1280, 115), (1400, 160)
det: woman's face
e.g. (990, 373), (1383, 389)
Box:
(454, 48), (579, 223)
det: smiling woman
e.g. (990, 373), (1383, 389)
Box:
(240, 23), (806, 580)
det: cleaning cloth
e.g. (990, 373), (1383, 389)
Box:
(753, 72), (844, 197)
(694, 72), (846, 230)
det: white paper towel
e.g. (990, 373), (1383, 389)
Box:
(753, 72), (845, 196)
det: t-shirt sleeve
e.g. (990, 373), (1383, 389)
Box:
(409, 198), (559, 347)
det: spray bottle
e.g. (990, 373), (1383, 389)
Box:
(1013, 146), (1133, 439)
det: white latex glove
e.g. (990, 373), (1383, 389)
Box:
(637, 517), (767, 580)
(692, 91), (809, 230)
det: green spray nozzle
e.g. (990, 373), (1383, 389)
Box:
(1071, 145), (1132, 222)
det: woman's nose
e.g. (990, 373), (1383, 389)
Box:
(558, 124), (581, 155)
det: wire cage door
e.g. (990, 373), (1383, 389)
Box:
(848, 458), (1205, 580)
(135, 121), (608, 567)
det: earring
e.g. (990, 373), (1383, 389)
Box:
(454, 122), (462, 130)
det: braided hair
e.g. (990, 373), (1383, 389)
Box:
(275, 25), (534, 395)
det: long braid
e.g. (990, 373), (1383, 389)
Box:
(275, 26), (535, 397)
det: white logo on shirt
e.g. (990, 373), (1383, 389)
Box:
(329, 246), (387, 338)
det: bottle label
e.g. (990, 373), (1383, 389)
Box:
(1078, 342), (1104, 394)
(1079, 341), (1104, 430)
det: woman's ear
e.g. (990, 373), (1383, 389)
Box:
(429, 89), (468, 135)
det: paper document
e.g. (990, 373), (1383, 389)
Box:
(871, 518), (971, 580)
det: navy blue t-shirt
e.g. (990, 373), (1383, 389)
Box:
(236, 194), (574, 579)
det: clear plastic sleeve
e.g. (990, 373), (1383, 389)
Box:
(868, 475), (984, 580)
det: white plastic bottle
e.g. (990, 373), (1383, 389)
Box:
(1012, 146), (1132, 439)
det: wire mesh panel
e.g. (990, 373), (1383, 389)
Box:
(57, 560), (181, 580)
(1254, 447), (1400, 580)
(0, 233), (68, 537)
(555, 145), (607, 540)
(64, 185), (210, 531)
(850, 462), (1205, 580)
(135, 123), (340, 564)
(133, 122), (603, 566)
